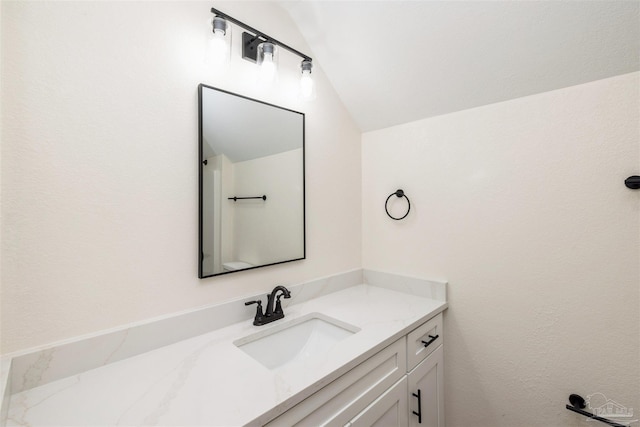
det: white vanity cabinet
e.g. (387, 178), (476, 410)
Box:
(263, 312), (445, 427)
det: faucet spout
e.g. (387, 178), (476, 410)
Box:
(265, 285), (291, 318)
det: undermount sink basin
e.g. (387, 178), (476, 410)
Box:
(234, 313), (360, 370)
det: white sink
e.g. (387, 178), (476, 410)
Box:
(234, 313), (360, 370)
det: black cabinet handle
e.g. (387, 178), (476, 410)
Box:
(412, 389), (422, 424)
(421, 334), (439, 348)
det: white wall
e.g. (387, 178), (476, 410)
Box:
(232, 148), (303, 266)
(362, 72), (640, 426)
(0, 0), (3, 351)
(0, 1), (361, 354)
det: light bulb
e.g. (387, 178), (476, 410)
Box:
(257, 42), (278, 85)
(260, 53), (276, 83)
(300, 69), (315, 100)
(210, 29), (229, 63)
(299, 60), (316, 100)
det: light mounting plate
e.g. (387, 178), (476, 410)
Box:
(242, 32), (266, 63)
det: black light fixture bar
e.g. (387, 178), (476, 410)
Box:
(210, 7), (312, 62)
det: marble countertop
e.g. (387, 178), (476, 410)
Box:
(7, 283), (447, 426)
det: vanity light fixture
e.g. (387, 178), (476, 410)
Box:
(210, 8), (314, 99)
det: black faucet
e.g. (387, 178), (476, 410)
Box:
(244, 285), (291, 326)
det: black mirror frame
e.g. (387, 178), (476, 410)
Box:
(198, 84), (306, 278)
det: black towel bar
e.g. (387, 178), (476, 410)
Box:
(228, 195), (267, 202)
(566, 394), (629, 427)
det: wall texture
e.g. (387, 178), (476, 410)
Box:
(0, 1), (361, 354)
(362, 72), (639, 426)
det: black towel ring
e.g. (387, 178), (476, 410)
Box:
(385, 189), (411, 220)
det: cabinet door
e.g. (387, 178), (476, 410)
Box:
(349, 377), (408, 427)
(264, 338), (406, 427)
(408, 345), (444, 427)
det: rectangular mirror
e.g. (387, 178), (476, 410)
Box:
(198, 84), (305, 278)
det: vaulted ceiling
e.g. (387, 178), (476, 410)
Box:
(281, 1), (640, 132)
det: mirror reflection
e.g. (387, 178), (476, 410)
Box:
(198, 85), (305, 278)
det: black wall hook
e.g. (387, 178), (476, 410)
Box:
(625, 175), (640, 189)
(385, 189), (411, 220)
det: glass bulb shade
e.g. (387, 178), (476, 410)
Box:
(257, 42), (278, 84)
(209, 17), (230, 65)
(300, 69), (316, 101)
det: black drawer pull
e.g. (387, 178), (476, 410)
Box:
(421, 334), (439, 348)
(412, 389), (422, 423)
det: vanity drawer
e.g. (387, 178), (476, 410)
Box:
(406, 313), (443, 371)
(264, 337), (407, 427)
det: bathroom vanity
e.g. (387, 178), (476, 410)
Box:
(1, 270), (447, 426)
(263, 312), (444, 427)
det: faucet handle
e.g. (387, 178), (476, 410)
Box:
(274, 297), (283, 315)
(274, 292), (290, 315)
(245, 300), (260, 306)
(245, 300), (265, 325)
